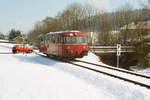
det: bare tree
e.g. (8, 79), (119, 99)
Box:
(57, 2), (84, 30)
(42, 17), (61, 32)
(114, 3), (135, 45)
(82, 4), (100, 31)
(81, 4), (101, 45)
(28, 21), (45, 46)
(133, 0), (150, 68)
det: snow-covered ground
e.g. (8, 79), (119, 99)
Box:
(0, 43), (150, 100)
(134, 68), (150, 76)
(0, 43), (15, 48)
(0, 40), (9, 42)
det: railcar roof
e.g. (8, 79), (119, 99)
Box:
(47, 30), (80, 35)
(40, 30), (87, 37)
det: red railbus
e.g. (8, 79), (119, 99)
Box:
(39, 31), (88, 58)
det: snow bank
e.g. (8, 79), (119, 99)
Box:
(134, 68), (150, 76)
(77, 52), (100, 62)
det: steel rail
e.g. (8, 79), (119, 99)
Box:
(74, 59), (150, 79)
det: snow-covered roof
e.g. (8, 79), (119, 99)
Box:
(13, 36), (24, 40)
(46, 30), (80, 35)
(40, 30), (80, 37)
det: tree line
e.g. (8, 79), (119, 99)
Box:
(0, 29), (22, 41)
(28, 2), (149, 45)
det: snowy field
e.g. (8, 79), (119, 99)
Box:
(0, 43), (150, 100)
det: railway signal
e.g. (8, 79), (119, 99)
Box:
(117, 44), (121, 68)
(117, 44), (121, 56)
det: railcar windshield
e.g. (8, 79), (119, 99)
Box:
(63, 37), (76, 44)
(76, 36), (87, 44)
(63, 36), (87, 44)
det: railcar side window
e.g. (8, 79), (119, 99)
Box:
(49, 37), (51, 43)
(56, 36), (60, 44)
(46, 37), (48, 44)
(44, 38), (46, 44)
(40, 38), (44, 44)
(52, 36), (55, 43)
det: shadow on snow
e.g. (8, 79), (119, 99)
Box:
(13, 54), (57, 66)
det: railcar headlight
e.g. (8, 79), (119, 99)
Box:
(67, 46), (70, 49)
(70, 33), (73, 36)
(83, 46), (86, 49)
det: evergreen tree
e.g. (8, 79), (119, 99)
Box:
(0, 33), (5, 39)
(8, 29), (22, 41)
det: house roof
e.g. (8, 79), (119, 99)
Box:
(13, 36), (24, 40)
(121, 21), (150, 30)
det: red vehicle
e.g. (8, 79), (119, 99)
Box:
(39, 31), (88, 59)
(12, 45), (33, 54)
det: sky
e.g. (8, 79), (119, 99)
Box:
(0, 0), (146, 34)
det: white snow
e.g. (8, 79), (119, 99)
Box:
(0, 43), (150, 100)
(77, 52), (100, 63)
(0, 40), (9, 42)
(134, 68), (150, 76)
(0, 43), (15, 48)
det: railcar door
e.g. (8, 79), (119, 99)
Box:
(68, 36), (76, 57)
(58, 35), (62, 56)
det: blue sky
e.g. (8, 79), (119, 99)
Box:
(0, 0), (145, 34)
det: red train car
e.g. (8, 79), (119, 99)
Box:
(39, 31), (88, 59)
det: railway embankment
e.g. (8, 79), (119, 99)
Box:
(95, 52), (138, 70)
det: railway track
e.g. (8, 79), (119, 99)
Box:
(69, 60), (150, 89)
(34, 52), (150, 89)
(74, 59), (150, 79)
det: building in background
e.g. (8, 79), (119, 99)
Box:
(13, 36), (24, 44)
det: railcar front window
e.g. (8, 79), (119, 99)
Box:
(63, 37), (76, 44)
(77, 37), (87, 43)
